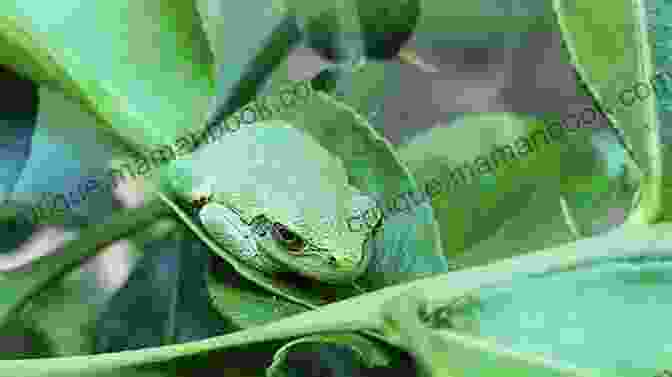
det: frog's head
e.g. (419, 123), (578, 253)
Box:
(182, 119), (382, 285)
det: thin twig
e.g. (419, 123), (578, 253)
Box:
(397, 47), (439, 73)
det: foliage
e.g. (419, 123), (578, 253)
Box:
(0, 0), (670, 376)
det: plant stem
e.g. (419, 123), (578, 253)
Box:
(559, 195), (582, 239)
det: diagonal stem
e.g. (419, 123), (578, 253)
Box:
(0, 198), (174, 325)
(559, 194), (582, 239)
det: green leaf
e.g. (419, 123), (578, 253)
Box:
(379, 291), (598, 377)
(549, 127), (612, 237)
(553, 0), (666, 224)
(449, 257), (672, 375)
(93, 227), (231, 354)
(265, 57), (396, 154)
(206, 257), (308, 329)
(397, 112), (565, 258)
(454, 181), (635, 270)
(262, 44), (388, 108)
(646, 0), (672, 222)
(0, 30), (54, 89)
(266, 333), (394, 377)
(281, 91), (442, 250)
(20, 267), (105, 356)
(452, 188), (577, 269)
(0, 0), (214, 154)
(195, 0), (302, 132)
(194, 0), (289, 74)
(2, 222), (670, 376)
(453, 126), (639, 268)
(321, 61), (390, 122)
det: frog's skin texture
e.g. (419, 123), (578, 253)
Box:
(167, 119), (382, 285)
(198, 189), (379, 285)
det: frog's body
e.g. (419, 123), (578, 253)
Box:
(165, 119), (381, 285)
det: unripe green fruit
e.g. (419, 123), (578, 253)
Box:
(302, 10), (362, 64)
(355, 0), (420, 61)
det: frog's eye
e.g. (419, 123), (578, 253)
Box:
(271, 222), (305, 252)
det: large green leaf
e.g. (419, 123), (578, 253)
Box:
(195, 0), (302, 133)
(454, 126), (638, 268)
(379, 292), (596, 377)
(0, 0), (214, 154)
(194, 0), (289, 74)
(554, 0), (667, 224)
(647, 0), (672, 222)
(397, 112), (566, 258)
(2, 222), (671, 376)
(453, 188), (576, 269)
(449, 258), (672, 376)
(455, 178), (636, 267)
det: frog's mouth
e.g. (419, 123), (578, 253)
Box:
(255, 192), (383, 285)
